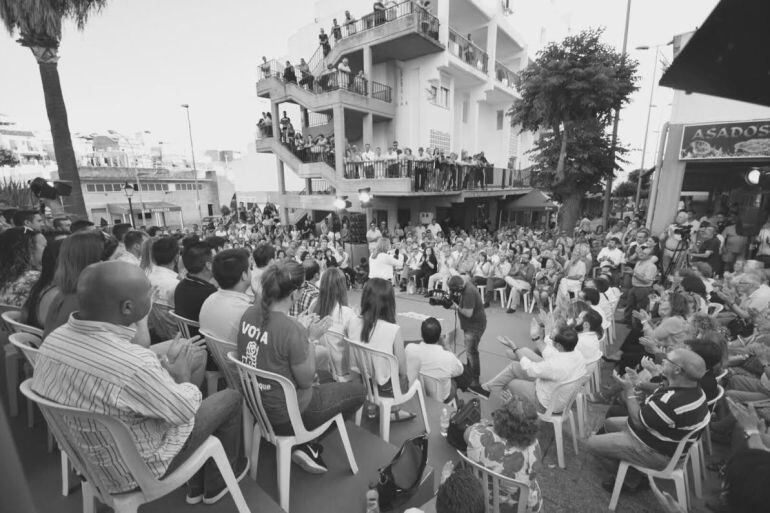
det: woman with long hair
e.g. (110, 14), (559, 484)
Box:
(464, 395), (543, 512)
(348, 278), (413, 419)
(23, 238), (63, 328)
(237, 260), (365, 473)
(0, 227), (45, 308)
(414, 246), (438, 293)
(368, 237), (401, 281)
(309, 268), (356, 380)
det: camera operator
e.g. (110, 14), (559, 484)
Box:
(660, 210), (693, 272)
(446, 275), (487, 393)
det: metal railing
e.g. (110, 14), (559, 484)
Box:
(448, 29), (489, 74)
(259, 59), (392, 103)
(494, 61), (518, 89)
(307, 111), (331, 127)
(342, 158), (531, 192)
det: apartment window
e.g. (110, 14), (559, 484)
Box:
(429, 129), (451, 153)
(86, 184), (96, 192)
(496, 110), (504, 130)
(95, 184), (104, 192)
(207, 204), (214, 216)
(429, 85), (449, 109)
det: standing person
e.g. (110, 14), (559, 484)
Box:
(114, 230), (149, 266)
(690, 224), (722, 276)
(366, 221), (382, 251)
(331, 18), (342, 41)
(368, 238), (402, 281)
(755, 216), (770, 269)
(623, 241), (658, 326)
(720, 219), (748, 273)
(447, 276), (487, 394)
(32, 261), (247, 505)
(12, 209), (45, 232)
(318, 28), (331, 57)
(237, 260), (365, 473)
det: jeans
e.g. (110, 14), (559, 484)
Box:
(273, 371), (366, 436)
(164, 389), (243, 495)
(586, 417), (670, 486)
(485, 277), (506, 302)
(464, 329), (484, 382)
(623, 286), (651, 324)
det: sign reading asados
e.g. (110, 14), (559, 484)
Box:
(680, 120), (770, 160)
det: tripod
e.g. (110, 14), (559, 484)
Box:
(662, 233), (691, 282)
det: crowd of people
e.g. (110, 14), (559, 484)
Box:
(2, 202), (770, 513)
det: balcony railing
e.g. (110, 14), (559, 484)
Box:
(342, 158), (532, 192)
(307, 111), (331, 127)
(448, 29), (489, 74)
(300, 178), (334, 195)
(494, 61), (518, 90)
(259, 59), (392, 103)
(305, 1), (440, 76)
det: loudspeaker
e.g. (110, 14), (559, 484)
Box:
(736, 207), (768, 236)
(347, 213), (367, 243)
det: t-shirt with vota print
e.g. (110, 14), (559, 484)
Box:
(237, 306), (310, 426)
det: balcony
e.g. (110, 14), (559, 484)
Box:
(494, 61), (518, 91)
(448, 29), (489, 76)
(306, 1), (444, 74)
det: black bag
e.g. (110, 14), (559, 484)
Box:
(446, 397), (481, 452)
(376, 433), (429, 511)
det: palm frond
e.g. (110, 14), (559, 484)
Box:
(0, 0), (107, 44)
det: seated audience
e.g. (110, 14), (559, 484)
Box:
(308, 268), (356, 379)
(0, 227), (45, 308)
(114, 229), (148, 266)
(289, 260), (321, 316)
(174, 241), (217, 328)
(23, 238), (63, 329)
(405, 317), (465, 403)
(199, 249), (252, 343)
(250, 242), (276, 297)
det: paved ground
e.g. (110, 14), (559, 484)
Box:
(353, 287), (723, 513)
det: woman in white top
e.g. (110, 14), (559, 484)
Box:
(309, 268), (356, 380)
(368, 237), (402, 281)
(471, 252), (493, 286)
(348, 278), (414, 419)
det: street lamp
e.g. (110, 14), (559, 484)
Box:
(123, 181), (135, 228)
(634, 42), (673, 214)
(181, 104), (203, 223)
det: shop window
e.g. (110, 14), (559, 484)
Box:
(95, 184), (104, 192)
(207, 204), (214, 216)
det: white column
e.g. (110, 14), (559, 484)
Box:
(333, 104), (346, 176)
(363, 113), (374, 146)
(486, 22), (498, 83)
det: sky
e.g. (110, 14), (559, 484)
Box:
(0, 0), (719, 189)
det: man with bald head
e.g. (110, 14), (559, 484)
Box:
(587, 348), (710, 493)
(31, 261), (248, 505)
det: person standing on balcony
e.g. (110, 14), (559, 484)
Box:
(337, 57), (352, 90)
(354, 70), (367, 95)
(331, 18), (343, 41)
(283, 61), (297, 84)
(373, 1), (386, 26)
(362, 143), (375, 178)
(319, 64), (336, 90)
(319, 28), (331, 57)
(415, 147), (428, 191)
(260, 56), (271, 78)
(465, 34), (476, 66)
(297, 58), (313, 89)
(344, 10), (356, 35)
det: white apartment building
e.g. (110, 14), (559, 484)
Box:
(0, 114), (57, 183)
(256, 0), (570, 233)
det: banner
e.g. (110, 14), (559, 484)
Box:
(679, 120), (770, 160)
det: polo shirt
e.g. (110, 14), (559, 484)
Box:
(405, 342), (464, 401)
(520, 346), (586, 412)
(199, 289), (252, 342)
(628, 386), (710, 457)
(174, 275), (217, 329)
(147, 266), (180, 308)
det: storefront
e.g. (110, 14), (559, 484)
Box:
(648, 119), (770, 233)
(106, 201), (184, 228)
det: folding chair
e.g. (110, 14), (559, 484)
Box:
(1, 309), (43, 418)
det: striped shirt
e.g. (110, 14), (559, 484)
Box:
(628, 386), (710, 457)
(31, 314), (201, 493)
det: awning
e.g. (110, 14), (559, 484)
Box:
(107, 201), (182, 215)
(659, 0), (770, 106)
(505, 189), (557, 209)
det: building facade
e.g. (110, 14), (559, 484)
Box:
(647, 32), (770, 233)
(256, 0), (570, 232)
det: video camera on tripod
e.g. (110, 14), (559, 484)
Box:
(673, 223), (692, 240)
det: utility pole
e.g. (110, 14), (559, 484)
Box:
(602, 0), (632, 229)
(181, 104), (203, 222)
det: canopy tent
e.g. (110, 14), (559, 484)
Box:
(659, 0), (770, 106)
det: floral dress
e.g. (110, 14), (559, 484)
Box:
(0, 270), (41, 308)
(465, 420), (543, 512)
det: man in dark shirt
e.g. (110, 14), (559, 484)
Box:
(174, 241), (217, 331)
(447, 276), (486, 392)
(587, 348), (710, 492)
(691, 224), (722, 276)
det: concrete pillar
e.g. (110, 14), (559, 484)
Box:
(363, 113), (374, 146)
(270, 101), (281, 139)
(437, 0), (449, 45)
(276, 159), (286, 194)
(363, 46), (373, 81)
(300, 107), (309, 130)
(333, 104), (346, 176)
(306, 178), (313, 194)
(648, 124), (686, 234)
(486, 22), (498, 83)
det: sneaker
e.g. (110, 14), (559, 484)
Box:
(468, 384), (490, 400)
(186, 487), (204, 505)
(202, 457), (250, 505)
(506, 308), (516, 314)
(292, 442), (328, 474)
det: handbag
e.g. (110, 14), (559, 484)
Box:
(376, 433), (429, 511)
(446, 397), (481, 452)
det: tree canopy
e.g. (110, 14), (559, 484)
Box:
(0, 0), (107, 46)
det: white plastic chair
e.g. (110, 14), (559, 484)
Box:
(347, 337), (431, 442)
(537, 374), (591, 469)
(19, 379), (251, 513)
(576, 355), (602, 438)
(200, 329), (253, 455)
(229, 352), (358, 512)
(10, 332), (72, 496)
(171, 312), (221, 395)
(456, 450), (529, 513)
(609, 429), (703, 512)
(419, 372), (456, 409)
(505, 288), (531, 313)
(700, 384), (725, 459)
(493, 286), (507, 308)
(1, 309), (43, 418)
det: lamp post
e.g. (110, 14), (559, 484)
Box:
(123, 181), (135, 228)
(181, 104), (203, 222)
(634, 43), (672, 215)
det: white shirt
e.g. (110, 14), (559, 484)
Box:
(597, 247), (624, 267)
(115, 251), (141, 266)
(520, 345), (586, 412)
(369, 252), (402, 280)
(250, 267), (266, 297)
(147, 266), (180, 308)
(348, 317), (402, 385)
(742, 284), (770, 313)
(428, 222), (442, 237)
(576, 331), (602, 362)
(199, 289), (252, 342)
(405, 342), (463, 401)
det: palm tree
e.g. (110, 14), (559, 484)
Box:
(0, 0), (108, 219)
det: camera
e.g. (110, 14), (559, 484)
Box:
(428, 289), (459, 309)
(673, 224), (692, 238)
